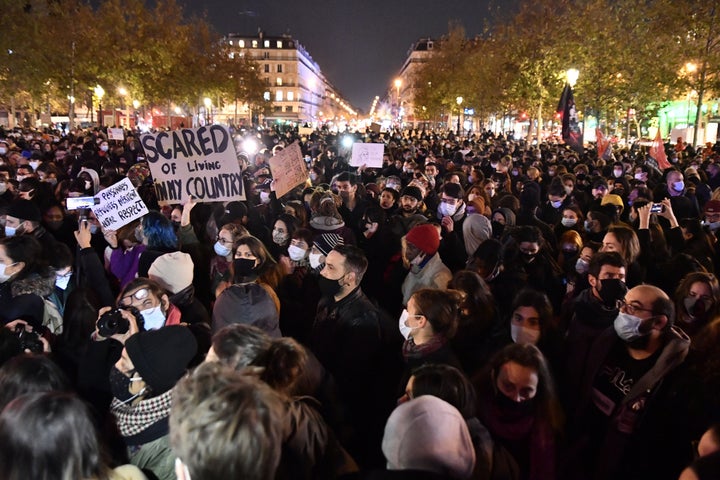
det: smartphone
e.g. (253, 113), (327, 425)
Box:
(66, 196), (98, 210)
(650, 203), (664, 213)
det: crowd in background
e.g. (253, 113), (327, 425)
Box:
(0, 124), (719, 480)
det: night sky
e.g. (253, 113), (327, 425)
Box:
(181, 0), (517, 113)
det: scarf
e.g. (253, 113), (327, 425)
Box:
(402, 334), (448, 361)
(110, 390), (172, 438)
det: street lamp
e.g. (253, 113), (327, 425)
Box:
(94, 85), (105, 127)
(566, 68), (579, 87)
(456, 96), (463, 134)
(118, 87), (129, 128)
(203, 97), (212, 125)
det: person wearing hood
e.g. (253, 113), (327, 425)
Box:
(78, 166), (101, 195)
(564, 284), (692, 479)
(673, 272), (720, 339)
(515, 181), (558, 257)
(401, 223), (452, 306)
(491, 207), (516, 240)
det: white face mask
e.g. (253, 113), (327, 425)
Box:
(0, 147), (7, 155)
(0, 182), (7, 195)
(575, 258), (589, 274)
(468, 193), (476, 202)
(634, 173), (646, 181)
(29, 161), (40, 171)
(309, 252), (323, 269)
(438, 202), (458, 217)
(613, 169), (623, 178)
(561, 217), (577, 227)
(287, 245), (307, 261)
(511, 324), (540, 345)
(84, 180), (92, 190)
(141, 305), (166, 330)
(398, 309), (413, 340)
(259, 191), (271, 204)
(564, 185), (573, 195)
(55, 272), (72, 290)
(214, 241), (232, 257)
(550, 200), (563, 209)
(100, 145), (109, 152)
(0, 262), (16, 283)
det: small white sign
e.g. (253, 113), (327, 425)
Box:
(350, 142), (384, 168)
(91, 177), (149, 231)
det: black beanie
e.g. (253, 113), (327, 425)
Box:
(8, 199), (41, 223)
(125, 326), (197, 394)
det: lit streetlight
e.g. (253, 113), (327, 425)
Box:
(94, 85), (105, 127)
(566, 68), (579, 87)
(203, 97), (212, 125)
(456, 96), (463, 134)
(118, 87), (129, 127)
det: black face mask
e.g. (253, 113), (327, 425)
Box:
(318, 274), (344, 298)
(234, 258), (257, 278)
(491, 221), (505, 238)
(494, 387), (536, 416)
(598, 278), (628, 308)
(109, 367), (135, 402)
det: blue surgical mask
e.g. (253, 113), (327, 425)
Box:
(141, 305), (166, 330)
(4, 225), (16, 237)
(398, 309), (413, 340)
(613, 312), (644, 342)
(214, 241), (232, 257)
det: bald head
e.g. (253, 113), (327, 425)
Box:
(627, 284), (674, 329)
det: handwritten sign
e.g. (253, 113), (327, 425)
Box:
(370, 122), (381, 133)
(108, 128), (125, 141)
(350, 142), (384, 168)
(91, 177), (149, 231)
(268, 142), (307, 198)
(140, 125), (245, 206)
(299, 127), (313, 136)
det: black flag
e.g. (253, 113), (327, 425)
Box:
(557, 84), (583, 154)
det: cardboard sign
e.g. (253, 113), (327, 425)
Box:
(350, 142), (384, 168)
(140, 125), (245, 206)
(108, 128), (125, 141)
(370, 122), (381, 133)
(91, 177), (149, 231)
(268, 142), (308, 198)
(299, 126), (313, 136)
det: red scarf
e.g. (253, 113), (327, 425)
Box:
(402, 334), (448, 361)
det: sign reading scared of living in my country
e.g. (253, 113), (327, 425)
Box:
(91, 177), (149, 231)
(140, 125), (245, 206)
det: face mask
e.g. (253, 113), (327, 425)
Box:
(584, 220), (592, 232)
(0, 262), (16, 283)
(564, 186), (573, 195)
(561, 217), (577, 227)
(55, 272), (71, 290)
(511, 324), (540, 345)
(634, 173), (646, 181)
(684, 296), (711, 319)
(468, 193), (476, 202)
(673, 181), (685, 192)
(234, 258), (257, 277)
(287, 245), (307, 261)
(0, 147), (6, 155)
(29, 161), (40, 171)
(46, 178), (57, 187)
(706, 220), (720, 231)
(512, 170), (519, 176)
(309, 252), (323, 269)
(141, 305), (166, 330)
(46, 220), (63, 231)
(318, 274), (344, 298)
(100, 145), (109, 152)
(550, 200), (563, 209)
(310, 173), (318, 181)
(575, 258), (590, 274)
(398, 309), (413, 340)
(521, 252), (537, 263)
(109, 367), (145, 404)
(491, 220), (505, 237)
(259, 191), (271, 204)
(272, 230), (289, 245)
(598, 278), (627, 308)
(4, 225), (16, 237)
(214, 241), (232, 257)
(0, 183), (6, 195)
(438, 202), (458, 217)
(89, 224), (98, 235)
(613, 169), (623, 178)
(613, 312), (645, 342)
(16, 175), (26, 182)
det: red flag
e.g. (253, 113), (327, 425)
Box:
(596, 128), (612, 160)
(649, 129), (671, 170)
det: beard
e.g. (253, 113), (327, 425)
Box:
(624, 334), (651, 350)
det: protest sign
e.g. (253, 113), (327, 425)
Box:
(268, 142), (308, 198)
(370, 122), (381, 133)
(140, 125), (245, 206)
(350, 142), (384, 168)
(91, 177), (149, 231)
(108, 128), (125, 141)
(299, 127), (313, 136)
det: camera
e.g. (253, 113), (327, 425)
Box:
(96, 306), (143, 337)
(650, 203), (664, 213)
(14, 325), (44, 353)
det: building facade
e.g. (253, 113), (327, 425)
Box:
(224, 31), (356, 127)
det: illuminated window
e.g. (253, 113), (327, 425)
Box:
(239, 40), (245, 48)
(263, 91), (270, 101)
(287, 91), (294, 101)
(276, 77), (283, 86)
(276, 90), (283, 102)
(229, 40), (233, 45)
(252, 40), (258, 48)
(264, 40), (270, 48)
(277, 41), (283, 48)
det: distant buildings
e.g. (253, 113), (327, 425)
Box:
(224, 31), (357, 127)
(388, 38), (435, 128)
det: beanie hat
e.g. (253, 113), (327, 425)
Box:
(382, 395), (475, 478)
(125, 326), (198, 394)
(220, 201), (248, 227)
(601, 194), (624, 208)
(313, 233), (344, 257)
(148, 252), (194, 294)
(212, 283), (280, 337)
(401, 185), (424, 202)
(519, 182), (541, 209)
(406, 223), (440, 256)
(705, 199), (720, 214)
(7, 199), (41, 223)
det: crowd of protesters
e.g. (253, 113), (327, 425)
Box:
(0, 123), (719, 480)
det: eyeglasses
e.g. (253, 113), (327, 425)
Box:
(617, 299), (655, 316)
(120, 288), (150, 306)
(216, 236), (233, 246)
